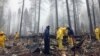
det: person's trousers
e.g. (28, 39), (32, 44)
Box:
(44, 38), (50, 54)
(68, 36), (74, 46)
(95, 33), (100, 41)
(57, 38), (64, 50)
(0, 42), (5, 48)
(63, 36), (67, 45)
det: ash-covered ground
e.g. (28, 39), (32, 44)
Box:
(0, 35), (100, 56)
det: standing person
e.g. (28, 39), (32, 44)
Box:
(67, 27), (75, 47)
(94, 26), (100, 42)
(0, 31), (6, 48)
(14, 32), (19, 42)
(43, 26), (50, 54)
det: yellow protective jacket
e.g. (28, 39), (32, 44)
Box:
(95, 28), (100, 33)
(56, 27), (67, 40)
(62, 27), (68, 36)
(95, 28), (100, 40)
(0, 35), (6, 42)
(0, 35), (6, 48)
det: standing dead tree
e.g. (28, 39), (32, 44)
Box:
(55, 0), (58, 29)
(66, 0), (71, 28)
(19, 0), (25, 36)
(86, 0), (93, 34)
(37, 0), (41, 34)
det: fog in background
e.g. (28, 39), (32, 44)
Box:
(0, 0), (100, 36)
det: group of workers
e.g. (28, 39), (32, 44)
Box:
(43, 26), (100, 55)
(0, 31), (19, 49)
(43, 26), (75, 54)
(0, 26), (100, 54)
(56, 27), (75, 50)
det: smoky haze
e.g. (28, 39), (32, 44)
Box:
(0, 0), (100, 36)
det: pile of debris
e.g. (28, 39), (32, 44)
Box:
(0, 38), (33, 56)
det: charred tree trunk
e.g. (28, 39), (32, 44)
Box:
(86, 0), (93, 34)
(92, 0), (96, 29)
(55, 0), (58, 29)
(76, 1), (80, 35)
(66, 0), (71, 28)
(37, 0), (41, 34)
(72, 0), (77, 35)
(19, 0), (25, 36)
(98, 0), (100, 9)
(8, 10), (11, 35)
(34, 0), (37, 33)
(0, 0), (5, 30)
(9, 18), (11, 35)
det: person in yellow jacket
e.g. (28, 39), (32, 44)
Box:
(56, 27), (67, 50)
(95, 27), (100, 42)
(0, 31), (6, 48)
(14, 32), (19, 42)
